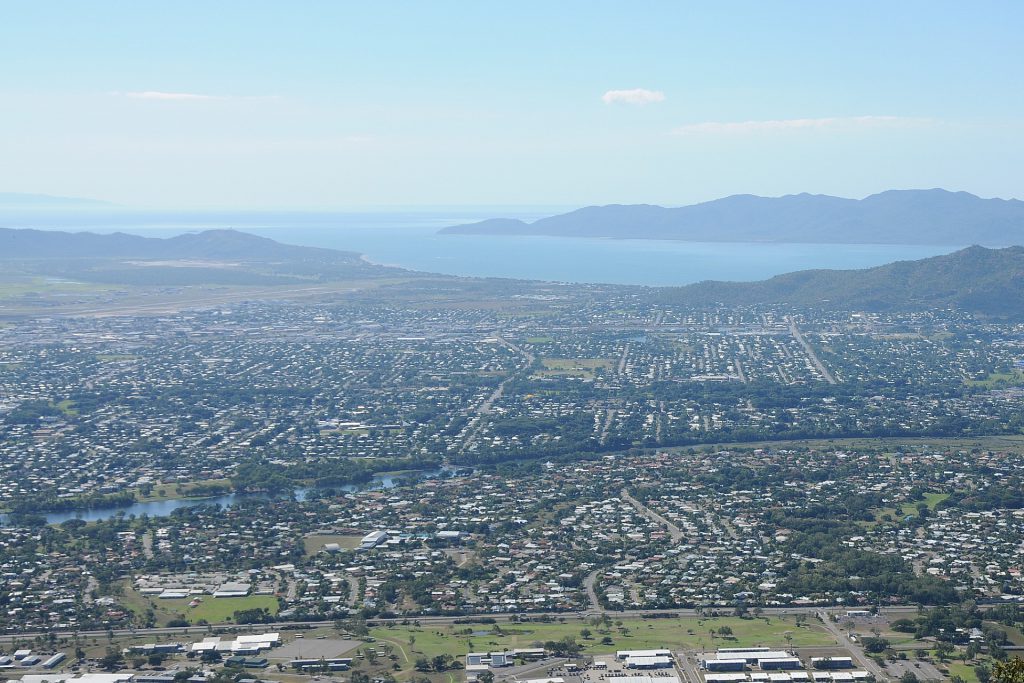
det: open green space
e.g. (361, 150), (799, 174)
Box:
(900, 492), (950, 515)
(96, 353), (140, 362)
(965, 370), (1024, 388)
(945, 660), (984, 683)
(304, 533), (364, 555)
(0, 277), (116, 299)
(133, 478), (233, 501)
(371, 615), (834, 659)
(536, 358), (614, 379)
(161, 594), (279, 624)
(118, 579), (278, 626)
(52, 399), (78, 416)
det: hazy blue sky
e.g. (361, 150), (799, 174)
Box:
(2, 1), (1022, 208)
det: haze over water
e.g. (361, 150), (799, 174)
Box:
(0, 209), (961, 286)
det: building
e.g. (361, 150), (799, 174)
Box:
(627, 657), (674, 669)
(359, 531), (388, 551)
(811, 658), (854, 670)
(758, 658), (803, 671)
(703, 660), (747, 672)
(618, 650), (672, 660)
(716, 651), (791, 665)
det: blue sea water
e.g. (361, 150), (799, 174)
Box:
(0, 208), (962, 286)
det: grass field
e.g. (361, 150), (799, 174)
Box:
(96, 353), (140, 362)
(0, 277), (116, 299)
(965, 370), (1024, 388)
(872, 491), (952, 523)
(900, 492), (950, 516)
(158, 595), (278, 625)
(371, 615), (834, 659)
(119, 580), (278, 626)
(52, 399), (78, 416)
(133, 478), (233, 502)
(304, 533), (364, 555)
(536, 358), (614, 379)
(946, 660), (984, 683)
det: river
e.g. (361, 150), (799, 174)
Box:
(1, 467), (463, 526)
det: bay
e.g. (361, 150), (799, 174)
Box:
(0, 209), (961, 286)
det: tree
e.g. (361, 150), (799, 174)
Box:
(977, 665), (992, 683)
(900, 672), (918, 683)
(717, 626), (733, 637)
(99, 647), (124, 671)
(891, 619), (916, 633)
(862, 637), (890, 654)
(993, 658), (1024, 683)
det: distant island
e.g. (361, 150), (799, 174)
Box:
(440, 189), (1024, 246)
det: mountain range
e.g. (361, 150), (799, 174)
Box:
(441, 189), (1024, 246)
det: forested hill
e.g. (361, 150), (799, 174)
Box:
(0, 227), (362, 262)
(441, 189), (1024, 246)
(0, 228), (403, 285)
(661, 245), (1024, 316)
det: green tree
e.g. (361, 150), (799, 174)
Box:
(993, 658), (1024, 683)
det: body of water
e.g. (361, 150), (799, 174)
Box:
(1, 467), (462, 526)
(0, 209), (963, 286)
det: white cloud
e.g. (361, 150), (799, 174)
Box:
(672, 115), (932, 135)
(120, 91), (279, 102)
(602, 88), (666, 105)
(125, 91), (223, 101)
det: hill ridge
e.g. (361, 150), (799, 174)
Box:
(441, 189), (1024, 246)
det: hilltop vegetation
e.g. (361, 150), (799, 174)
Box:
(0, 227), (405, 285)
(663, 245), (1024, 316)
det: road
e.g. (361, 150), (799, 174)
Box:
(459, 335), (535, 453)
(787, 316), (837, 384)
(583, 569), (601, 611)
(621, 488), (684, 543)
(599, 408), (617, 445)
(818, 611), (890, 681)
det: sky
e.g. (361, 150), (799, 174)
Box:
(2, 1), (1023, 209)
